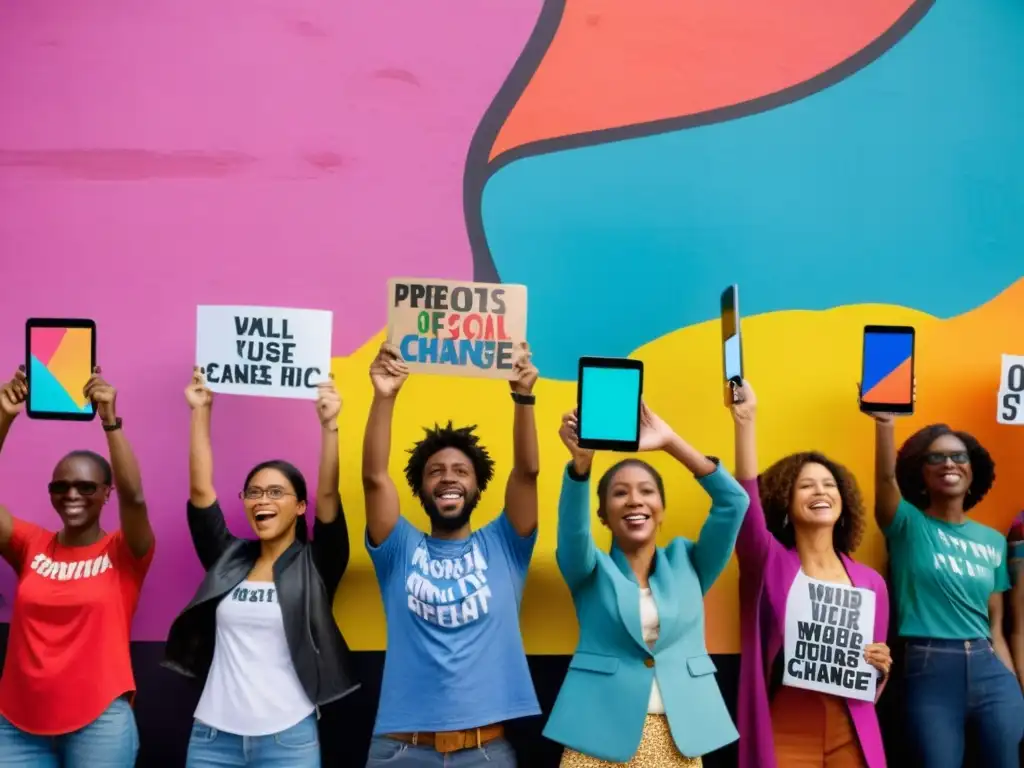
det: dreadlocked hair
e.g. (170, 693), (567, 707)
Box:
(404, 421), (495, 496)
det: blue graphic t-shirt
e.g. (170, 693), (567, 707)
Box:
(367, 513), (541, 733)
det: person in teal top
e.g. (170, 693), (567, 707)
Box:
(543, 404), (748, 768)
(869, 409), (1024, 768)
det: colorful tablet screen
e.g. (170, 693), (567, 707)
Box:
(28, 326), (94, 415)
(861, 330), (913, 405)
(579, 365), (641, 442)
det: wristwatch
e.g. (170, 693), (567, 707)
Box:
(102, 417), (123, 432)
(510, 392), (536, 405)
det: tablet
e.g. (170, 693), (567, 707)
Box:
(721, 284), (743, 403)
(859, 325), (915, 415)
(576, 357), (643, 451)
(25, 318), (97, 421)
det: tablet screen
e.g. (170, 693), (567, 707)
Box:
(861, 328), (913, 407)
(28, 324), (95, 417)
(579, 365), (641, 442)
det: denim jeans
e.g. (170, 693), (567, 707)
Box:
(365, 735), (517, 767)
(0, 697), (138, 767)
(186, 714), (320, 767)
(903, 637), (1024, 767)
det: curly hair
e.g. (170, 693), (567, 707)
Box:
(895, 424), (995, 513)
(404, 421), (495, 496)
(758, 452), (866, 554)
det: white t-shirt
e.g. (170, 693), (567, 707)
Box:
(639, 587), (665, 714)
(194, 580), (315, 736)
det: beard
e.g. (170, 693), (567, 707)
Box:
(421, 489), (481, 532)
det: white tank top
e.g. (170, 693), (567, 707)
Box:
(194, 580), (315, 735)
(639, 587), (666, 714)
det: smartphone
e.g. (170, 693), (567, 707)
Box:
(859, 325), (915, 414)
(721, 285), (743, 401)
(25, 318), (97, 421)
(576, 357), (643, 452)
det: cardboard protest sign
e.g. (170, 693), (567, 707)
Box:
(196, 306), (332, 400)
(386, 278), (527, 380)
(782, 574), (877, 702)
(997, 353), (1024, 425)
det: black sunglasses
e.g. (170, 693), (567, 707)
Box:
(47, 480), (102, 496)
(924, 451), (970, 466)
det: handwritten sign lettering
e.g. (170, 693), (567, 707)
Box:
(782, 574), (877, 702)
(386, 278), (527, 380)
(997, 354), (1024, 425)
(196, 305), (332, 399)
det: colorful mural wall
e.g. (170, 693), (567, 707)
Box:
(1, 0), (1022, 657)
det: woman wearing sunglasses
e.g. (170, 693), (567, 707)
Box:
(868, 406), (1024, 767)
(0, 366), (155, 767)
(164, 370), (358, 768)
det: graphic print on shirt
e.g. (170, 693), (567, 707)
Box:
(229, 584), (277, 604)
(933, 528), (1003, 580)
(29, 552), (113, 581)
(406, 539), (492, 628)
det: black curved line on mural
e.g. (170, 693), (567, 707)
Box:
(464, 0), (566, 284)
(465, 0), (934, 283)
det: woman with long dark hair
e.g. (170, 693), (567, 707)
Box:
(165, 370), (359, 767)
(868, 401), (1024, 767)
(0, 365), (155, 767)
(732, 382), (890, 768)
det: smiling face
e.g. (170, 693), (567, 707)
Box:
(600, 463), (665, 549)
(49, 455), (110, 532)
(921, 433), (973, 502)
(419, 447), (480, 532)
(243, 468), (306, 542)
(789, 462), (842, 530)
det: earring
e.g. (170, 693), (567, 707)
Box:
(783, 514), (789, 527)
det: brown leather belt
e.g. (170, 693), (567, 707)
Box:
(386, 724), (504, 753)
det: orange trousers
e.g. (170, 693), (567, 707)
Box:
(771, 686), (867, 768)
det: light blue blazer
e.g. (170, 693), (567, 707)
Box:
(542, 462), (749, 762)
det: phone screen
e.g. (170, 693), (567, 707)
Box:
(579, 365), (642, 442)
(861, 328), (914, 407)
(721, 286), (742, 383)
(28, 324), (95, 417)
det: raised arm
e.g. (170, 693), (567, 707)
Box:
(0, 368), (27, 554)
(311, 378), (349, 595)
(728, 381), (773, 569)
(872, 416), (901, 529)
(504, 343), (539, 537)
(639, 404), (748, 592)
(361, 343), (408, 547)
(555, 410), (597, 589)
(184, 369), (234, 570)
(86, 369), (153, 559)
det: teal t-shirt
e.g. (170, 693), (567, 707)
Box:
(885, 499), (1010, 639)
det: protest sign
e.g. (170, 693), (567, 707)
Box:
(782, 574), (877, 702)
(386, 278), (527, 380)
(196, 306), (332, 400)
(997, 354), (1024, 425)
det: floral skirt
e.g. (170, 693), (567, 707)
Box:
(559, 714), (703, 768)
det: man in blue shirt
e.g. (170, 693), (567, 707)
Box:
(361, 341), (541, 767)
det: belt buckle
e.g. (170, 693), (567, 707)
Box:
(435, 731), (464, 753)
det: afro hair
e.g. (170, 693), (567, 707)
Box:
(895, 424), (995, 512)
(404, 421), (495, 497)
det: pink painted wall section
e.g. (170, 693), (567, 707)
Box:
(0, 1), (543, 637)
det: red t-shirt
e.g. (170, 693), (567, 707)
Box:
(0, 517), (154, 735)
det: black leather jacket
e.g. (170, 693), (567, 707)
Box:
(163, 499), (359, 708)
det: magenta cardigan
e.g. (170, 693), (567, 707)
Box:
(736, 477), (889, 768)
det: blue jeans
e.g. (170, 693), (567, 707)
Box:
(186, 714), (320, 767)
(0, 697), (138, 767)
(365, 735), (517, 767)
(904, 638), (1024, 767)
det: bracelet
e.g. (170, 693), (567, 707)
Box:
(510, 391), (536, 406)
(102, 417), (123, 433)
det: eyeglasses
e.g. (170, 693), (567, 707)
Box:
(924, 451), (970, 466)
(239, 487), (295, 501)
(48, 481), (101, 496)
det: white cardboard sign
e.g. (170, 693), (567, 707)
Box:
(782, 574), (877, 702)
(997, 354), (1024, 425)
(196, 305), (332, 400)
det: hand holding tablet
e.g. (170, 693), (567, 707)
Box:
(25, 318), (97, 421)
